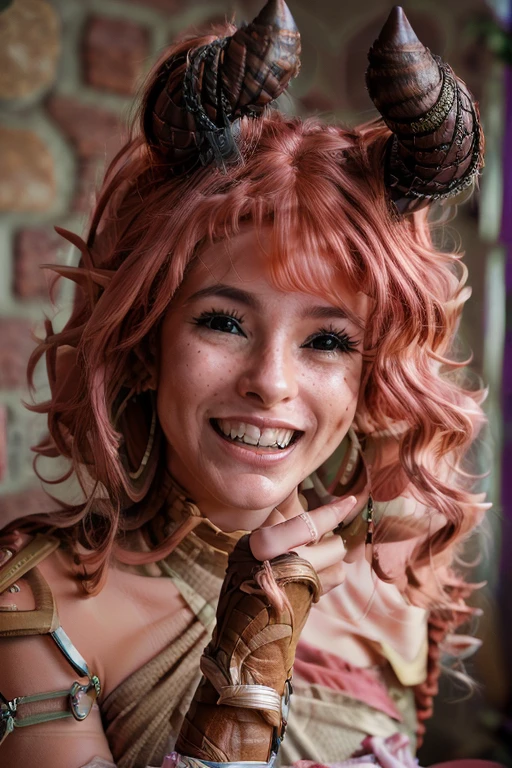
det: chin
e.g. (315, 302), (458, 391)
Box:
(205, 472), (295, 521)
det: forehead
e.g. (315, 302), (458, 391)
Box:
(194, 225), (273, 283)
(182, 224), (368, 322)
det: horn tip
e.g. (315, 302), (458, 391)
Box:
(375, 6), (420, 48)
(255, 0), (298, 31)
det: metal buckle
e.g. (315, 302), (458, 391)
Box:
(270, 677), (293, 757)
(69, 675), (101, 721)
(0, 695), (15, 746)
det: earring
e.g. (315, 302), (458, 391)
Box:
(113, 388), (160, 500)
(360, 447), (375, 563)
(363, 493), (375, 564)
(128, 404), (157, 481)
(339, 427), (362, 486)
(363, 494), (374, 545)
(335, 432), (377, 562)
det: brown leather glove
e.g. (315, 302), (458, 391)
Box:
(175, 534), (321, 764)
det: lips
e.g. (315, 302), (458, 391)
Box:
(210, 418), (303, 451)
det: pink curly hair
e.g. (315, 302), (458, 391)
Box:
(11, 28), (487, 642)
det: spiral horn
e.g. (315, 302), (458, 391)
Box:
(143, 0), (301, 173)
(366, 6), (484, 214)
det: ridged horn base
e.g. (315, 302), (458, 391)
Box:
(366, 6), (484, 213)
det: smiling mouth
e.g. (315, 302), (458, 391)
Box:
(210, 418), (304, 451)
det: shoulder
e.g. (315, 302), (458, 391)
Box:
(0, 538), (191, 768)
(0, 536), (114, 768)
(0, 530), (194, 696)
(36, 546), (194, 698)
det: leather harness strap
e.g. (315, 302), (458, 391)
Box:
(0, 534), (59, 593)
(0, 534), (61, 637)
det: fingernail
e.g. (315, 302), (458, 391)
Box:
(339, 495), (357, 510)
(330, 495), (358, 520)
(328, 495), (357, 505)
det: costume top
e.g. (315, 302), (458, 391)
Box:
(0, 474), (425, 768)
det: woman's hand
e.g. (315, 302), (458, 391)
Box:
(249, 491), (367, 595)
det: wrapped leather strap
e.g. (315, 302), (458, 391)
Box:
(176, 535), (320, 764)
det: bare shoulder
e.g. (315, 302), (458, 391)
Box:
(36, 547), (193, 697)
(0, 549), (113, 768)
(0, 544), (192, 768)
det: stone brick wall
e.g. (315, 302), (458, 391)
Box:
(0, 0), (232, 512)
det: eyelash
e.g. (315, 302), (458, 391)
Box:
(303, 325), (359, 354)
(192, 308), (246, 335)
(192, 309), (359, 354)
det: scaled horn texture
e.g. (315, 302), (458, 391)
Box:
(366, 6), (484, 214)
(143, 0), (301, 173)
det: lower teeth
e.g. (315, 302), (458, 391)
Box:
(226, 434), (286, 449)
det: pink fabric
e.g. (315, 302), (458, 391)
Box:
(294, 640), (403, 721)
(301, 517), (429, 673)
(430, 764), (504, 768)
(293, 735), (505, 768)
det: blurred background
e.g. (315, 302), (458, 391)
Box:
(0, 0), (511, 763)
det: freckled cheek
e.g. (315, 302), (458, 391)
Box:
(158, 341), (239, 413)
(308, 364), (362, 437)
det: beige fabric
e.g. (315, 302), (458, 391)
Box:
(280, 682), (417, 765)
(0, 477), (421, 768)
(102, 610), (206, 768)
(99, 485), (418, 768)
(303, 553), (428, 686)
(102, 497), (227, 768)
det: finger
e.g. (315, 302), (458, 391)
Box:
(293, 534), (346, 574)
(314, 560), (346, 594)
(250, 496), (357, 561)
(332, 486), (370, 529)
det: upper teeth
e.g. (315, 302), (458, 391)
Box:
(215, 419), (295, 448)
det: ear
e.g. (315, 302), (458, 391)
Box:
(141, 363), (158, 392)
(138, 353), (159, 393)
(130, 330), (160, 393)
(144, 329), (160, 390)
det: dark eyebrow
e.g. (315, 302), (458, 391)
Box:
(185, 284), (261, 309)
(186, 283), (364, 329)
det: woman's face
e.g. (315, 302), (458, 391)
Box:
(157, 225), (368, 531)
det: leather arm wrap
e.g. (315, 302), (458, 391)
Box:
(175, 535), (321, 764)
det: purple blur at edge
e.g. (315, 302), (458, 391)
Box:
(499, 0), (512, 713)
(500, 12), (512, 561)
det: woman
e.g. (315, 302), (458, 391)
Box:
(0, 2), (489, 767)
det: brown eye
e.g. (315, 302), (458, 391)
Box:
(303, 329), (358, 354)
(193, 309), (247, 337)
(310, 334), (340, 351)
(208, 315), (240, 333)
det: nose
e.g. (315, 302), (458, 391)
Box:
(236, 340), (299, 407)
